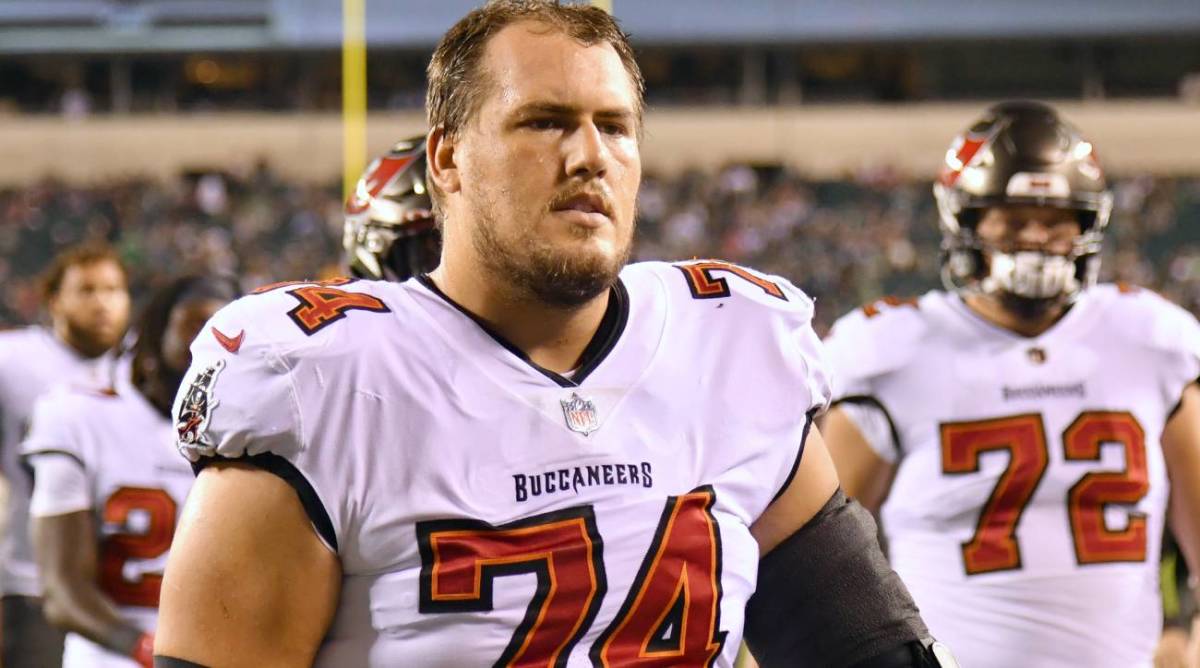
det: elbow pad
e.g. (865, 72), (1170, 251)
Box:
(745, 489), (942, 667)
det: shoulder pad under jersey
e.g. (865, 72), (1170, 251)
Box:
(628, 260), (832, 413)
(824, 293), (931, 400)
(1091, 283), (1200, 363)
(172, 277), (396, 464)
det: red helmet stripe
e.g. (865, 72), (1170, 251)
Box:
(345, 155), (417, 215)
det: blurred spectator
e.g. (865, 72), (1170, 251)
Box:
(3, 166), (1199, 335)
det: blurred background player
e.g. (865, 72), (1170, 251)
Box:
(822, 101), (1200, 667)
(343, 136), (441, 282)
(0, 243), (130, 667)
(22, 274), (238, 668)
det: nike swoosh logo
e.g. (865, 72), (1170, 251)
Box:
(211, 326), (245, 353)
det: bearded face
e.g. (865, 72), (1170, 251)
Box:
(437, 21), (642, 307)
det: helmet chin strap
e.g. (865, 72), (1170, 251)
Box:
(980, 251), (1079, 300)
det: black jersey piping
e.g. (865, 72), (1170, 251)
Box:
(416, 274), (629, 388)
(1167, 375), (1200, 424)
(153, 656), (210, 668)
(831, 395), (903, 460)
(20, 449), (87, 487)
(770, 408), (818, 506)
(192, 452), (338, 553)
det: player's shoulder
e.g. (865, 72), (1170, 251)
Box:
(0, 326), (46, 364)
(35, 378), (121, 416)
(0, 324), (35, 344)
(1087, 283), (1200, 355)
(828, 291), (934, 348)
(625, 259), (815, 321)
(824, 290), (938, 379)
(176, 277), (410, 465)
(202, 277), (403, 358)
(22, 379), (124, 460)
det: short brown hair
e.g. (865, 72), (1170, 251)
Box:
(40, 242), (127, 304)
(425, 0), (645, 215)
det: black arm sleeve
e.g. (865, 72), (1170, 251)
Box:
(745, 488), (930, 667)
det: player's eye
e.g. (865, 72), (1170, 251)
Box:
(525, 118), (563, 131)
(598, 121), (630, 137)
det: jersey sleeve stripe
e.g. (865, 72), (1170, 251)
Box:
(194, 453), (338, 553)
(831, 395), (903, 459)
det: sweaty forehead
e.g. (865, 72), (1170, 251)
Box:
(479, 21), (636, 115)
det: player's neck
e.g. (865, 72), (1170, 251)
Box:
(427, 265), (611, 375)
(963, 293), (1070, 338)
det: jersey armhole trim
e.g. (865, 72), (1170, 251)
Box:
(831, 395), (903, 459)
(1166, 374), (1200, 425)
(21, 449), (87, 472)
(193, 453), (339, 554)
(769, 408), (818, 506)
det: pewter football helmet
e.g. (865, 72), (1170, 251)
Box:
(343, 137), (441, 281)
(933, 101), (1113, 302)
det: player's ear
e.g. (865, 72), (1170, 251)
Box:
(427, 126), (461, 196)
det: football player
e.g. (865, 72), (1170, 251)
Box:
(155, 3), (951, 666)
(22, 275), (238, 668)
(0, 243), (130, 667)
(343, 136), (442, 282)
(822, 101), (1200, 667)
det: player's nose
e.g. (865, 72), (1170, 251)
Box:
(563, 121), (609, 181)
(1016, 219), (1052, 245)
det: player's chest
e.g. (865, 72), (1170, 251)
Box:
(325, 384), (776, 666)
(86, 413), (193, 528)
(335, 481), (757, 668)
(882, 337), (1171, 451)
(882, 339), (1171, 573)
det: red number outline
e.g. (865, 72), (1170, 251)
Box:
(590, 486), (727, 667)
(251, 277), (391, 336)
(284, 285), (390, 335)
(417, 506), (606, 668)
(1063, 411), (1150, 565)
(941, 414), (1049, 575)
(940, 411), (1152, 576)
(417, 489), (729, 667)
(675, 261), (786, 301)
(98, 486), (177, 608)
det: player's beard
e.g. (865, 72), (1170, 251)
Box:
(62, 315), (123, 358)
(997, 290), (1070, 322)
(470, 202), (633, 309)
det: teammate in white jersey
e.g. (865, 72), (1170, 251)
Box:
(22, 275), (237, 668)
(823, 101), (1200, 668)
(0, 243), (130, 667)
(155, 3), (954, 667)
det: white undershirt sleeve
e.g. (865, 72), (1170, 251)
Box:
(836, 400), (899, 464)
(27, 453), (92, 517)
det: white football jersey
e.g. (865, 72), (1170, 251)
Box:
(825, 285), (1198, 668)
(23, 374), (192, 668)
(173, 261), (831, 667)
(0, 326), (114, 597)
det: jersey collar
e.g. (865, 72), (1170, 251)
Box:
(415, 274), (629, 389)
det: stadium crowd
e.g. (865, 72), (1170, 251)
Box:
(3, 164), (1199, 334)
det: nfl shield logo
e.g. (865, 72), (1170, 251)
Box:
(560, 392), (599, 436)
